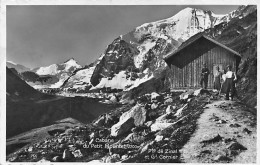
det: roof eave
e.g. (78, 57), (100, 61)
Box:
(164, 34), (241, 64)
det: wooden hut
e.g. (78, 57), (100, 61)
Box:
(164, 33), (241, 89)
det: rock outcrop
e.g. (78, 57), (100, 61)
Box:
(111, 117), (135, 137)
(119, 104), (147, 126)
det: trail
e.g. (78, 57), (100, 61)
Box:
(180, 99), (257, 163)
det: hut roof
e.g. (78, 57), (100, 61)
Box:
(164, 33), (241, 68)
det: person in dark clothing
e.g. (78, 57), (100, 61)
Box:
(200, 63), (210, 89)
(224, 65), (237, 100)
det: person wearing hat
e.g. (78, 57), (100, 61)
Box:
(200, 63), (210, 89)
(224, 65), (237, 100)
(213, 65), (222, 91)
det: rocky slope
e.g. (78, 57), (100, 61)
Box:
(7, 89), (256, 163)
(6, 89), (206, 162)
(6, 67), (45, 101)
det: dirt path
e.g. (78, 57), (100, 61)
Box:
(180, 100), (257, 163)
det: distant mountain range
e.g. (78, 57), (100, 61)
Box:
(6, 61), (30, 73)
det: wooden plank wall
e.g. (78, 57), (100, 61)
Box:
(170, 46), (236, 89)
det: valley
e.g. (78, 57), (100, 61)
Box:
(7, 96), (119, 138)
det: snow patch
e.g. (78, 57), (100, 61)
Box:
(36, 64), (59, 75)
(134, 41), (156, 68)
(127, 73), (154, 90)
(134, 7), (230, 43)
(66, 66), (95, 89)
(64, 59), (81, 70)
(91, 71), (153, 91)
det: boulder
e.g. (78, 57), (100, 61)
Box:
(155, 114), (168, 123)
(123, 133), (135, 142)
(110, 95), (118, 103)
(140, 141), (154, 153)
(58, 143), (67, 150)
(62, 149), (74, 161)
(89, 132), (96, 139)
(93, 115), (106, 127)
(52, 156), (62, 162)
(150, 123), (173, 132)
(151, 92), (160, 100)
(151, 103), (159, 110)
(174, 104), (188, 117)
(200, 150), (211, 154)
(200, 134), (223, 144)
(164, 94), (172, 99)
(193, 88), (202, 96)
(227, 142), (247, 150)
(166, 105), (176, 114)
(121, 154), (128, 160)
(98, 129), (110, 138)
(194, 88), (210, 96)
(105, 113), (117, 126)
(27, 146), (33, 152)
(72, 149), (83, 158)
(242, 128), (252, 134)
(111, 117), (135, 137)
(123, 132), (144, 143)
(155, 135), (164, 142)
(217, 119), (227, 124)
(229, 123), (241, 128)
(120, 104), (147, 126)
(164, 98), (173, 105)
(180, 90), (193, 100)
(145, 121), (153, 127)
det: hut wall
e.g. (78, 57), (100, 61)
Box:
(170, 46), (236, 89)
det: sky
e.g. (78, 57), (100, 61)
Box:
(7, 5), (239, 69)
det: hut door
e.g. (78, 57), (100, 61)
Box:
(213, 64), (223, 76)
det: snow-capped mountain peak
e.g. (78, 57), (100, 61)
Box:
(7, 61), (17, 65)
(63, 58), (81, 70)
(134, 7), (231, 43)
(30, 59), (83, 89)
(35, 58), (82, 76)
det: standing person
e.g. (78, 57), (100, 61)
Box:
(225, 65), (237, 100)
(213, 66), (222, 91)
(200, 63), (210, 89)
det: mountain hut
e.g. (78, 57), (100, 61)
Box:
(164, 33), (241, 89)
